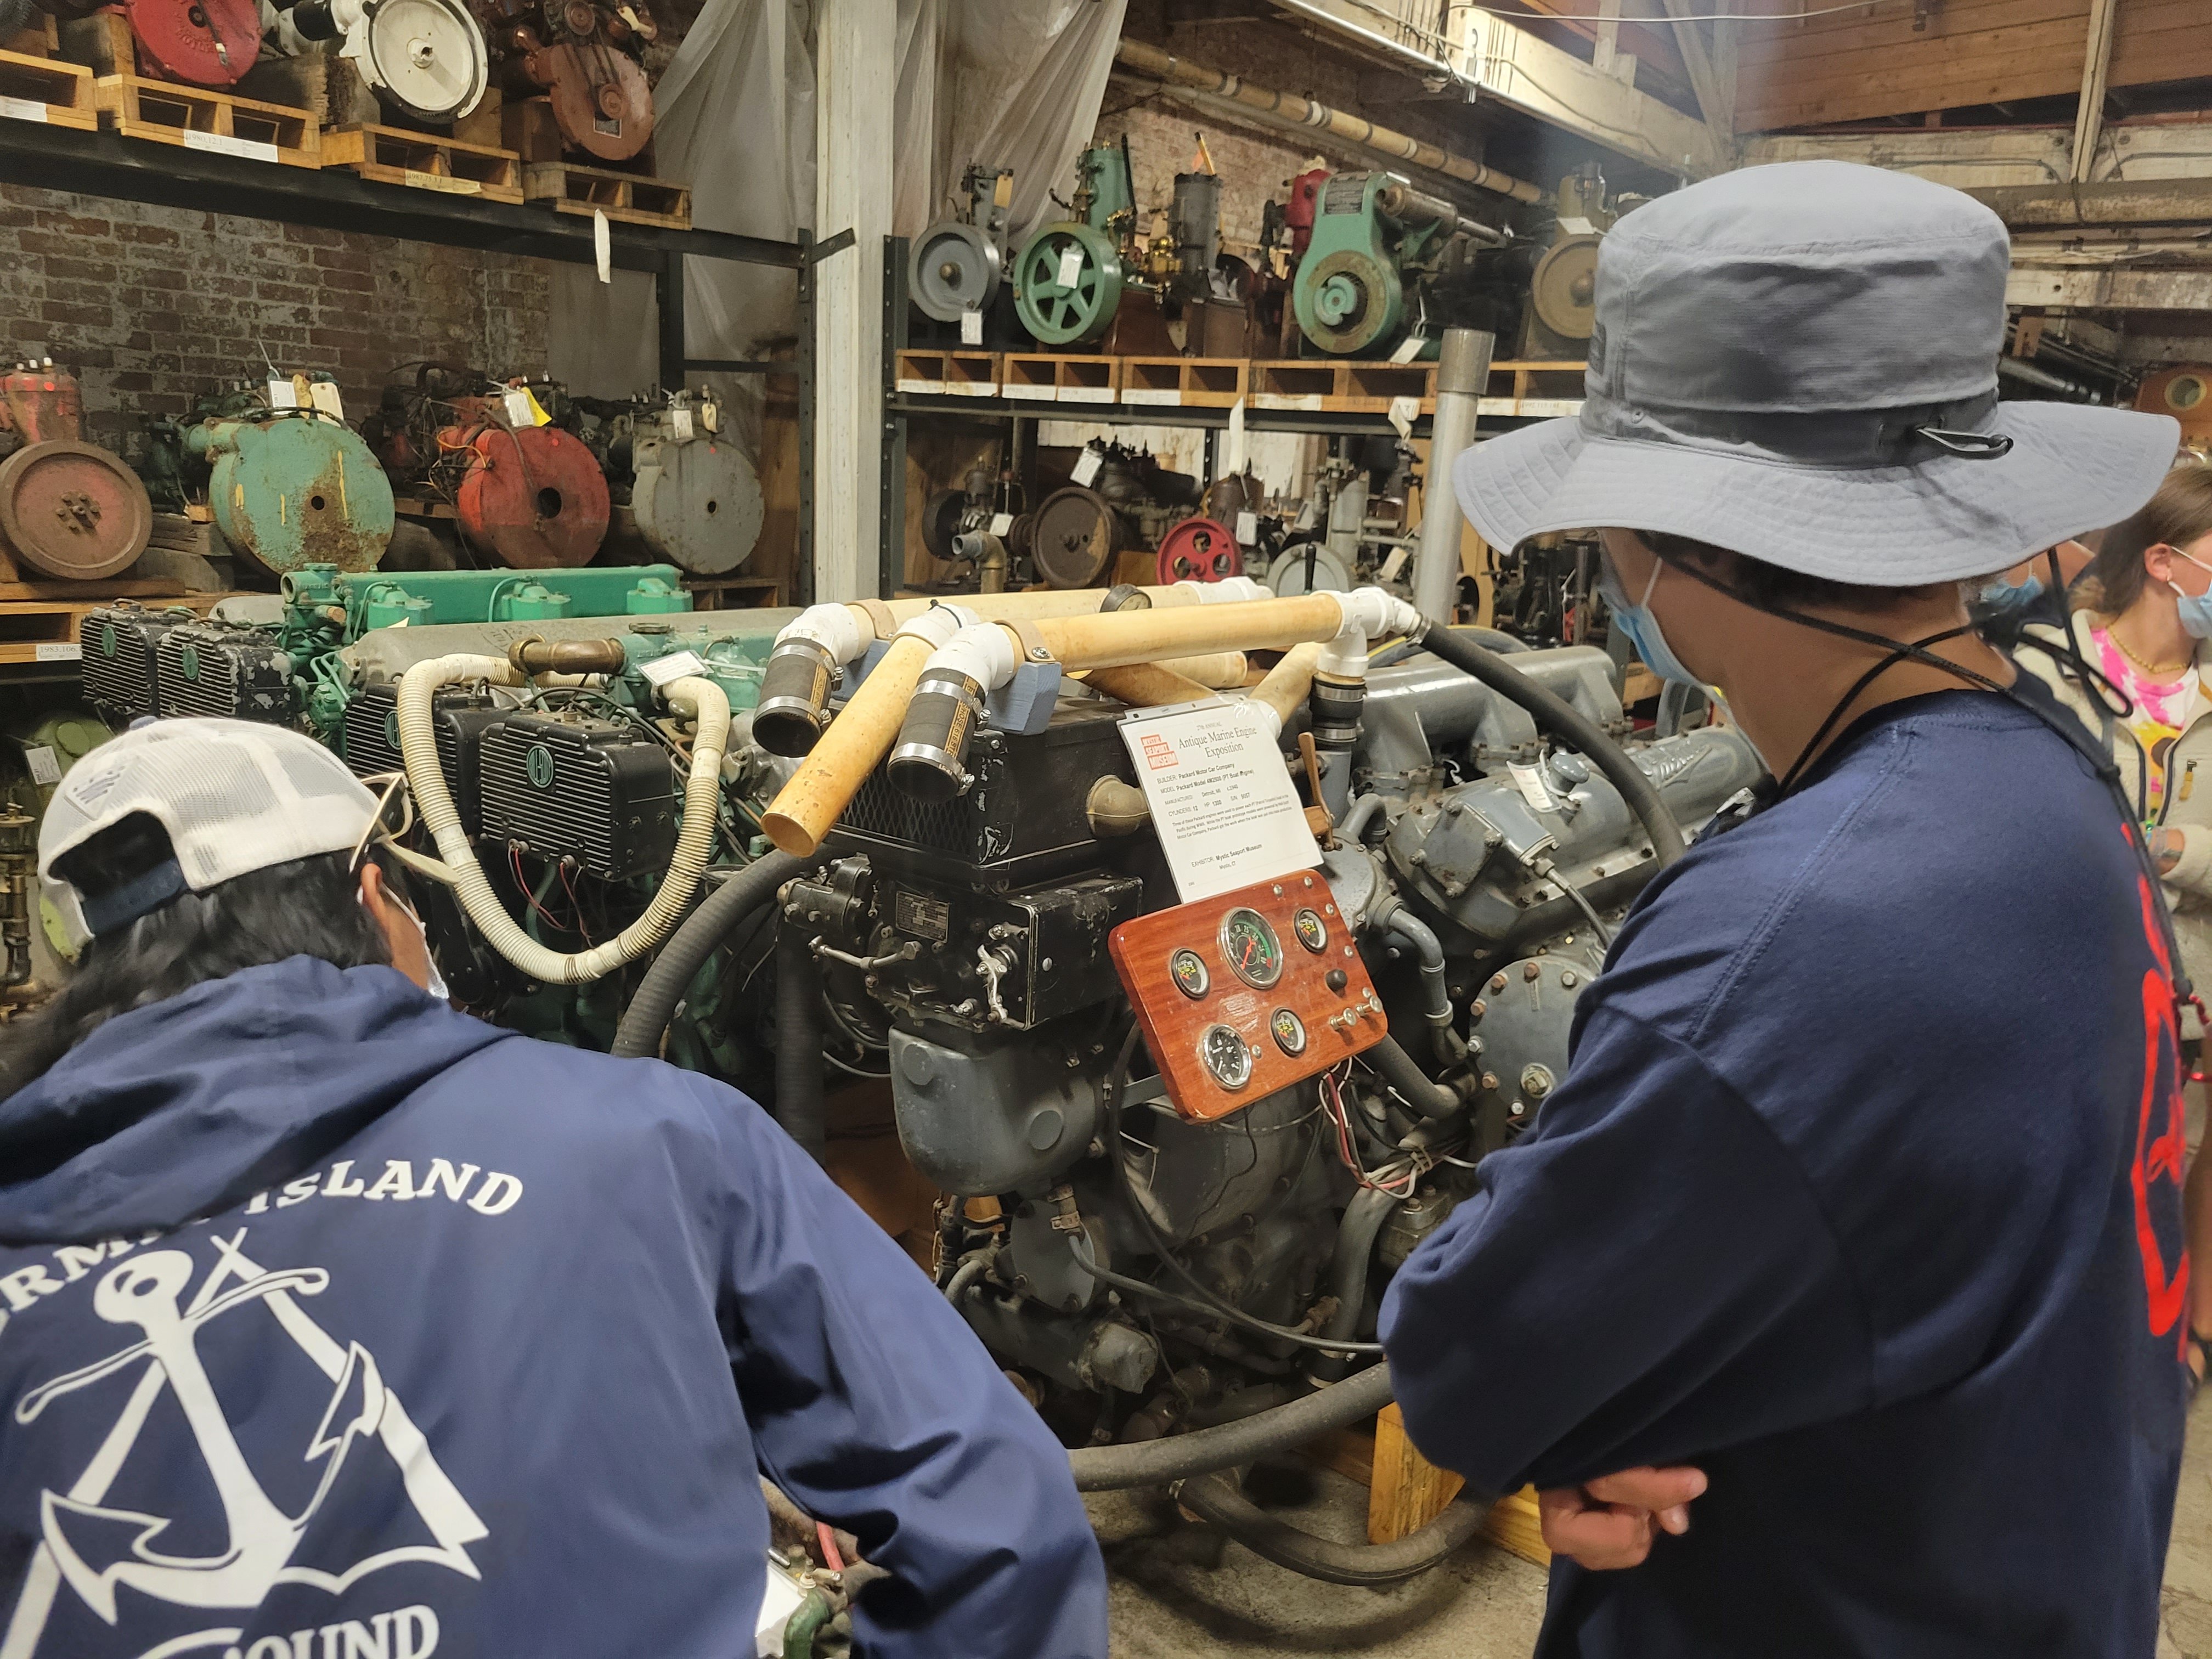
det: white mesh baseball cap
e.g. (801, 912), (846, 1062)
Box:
(39, 718), (383, 948)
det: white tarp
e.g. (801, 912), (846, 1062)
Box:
(550, 0), (1125, 395)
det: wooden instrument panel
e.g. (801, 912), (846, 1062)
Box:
(1108, 869), (1386, 1122)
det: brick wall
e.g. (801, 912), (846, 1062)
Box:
(0, 185), (551, 461)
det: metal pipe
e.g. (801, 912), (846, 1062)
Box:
(1374, 184), (1508, 247)
(1414, 329), (1494, 625)
(1114, 39), (1542, 206)
(506, 635), (625, 677)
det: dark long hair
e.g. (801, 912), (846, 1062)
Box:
(2080, 461), (2212, 618)
(0, 812), (396, 1105)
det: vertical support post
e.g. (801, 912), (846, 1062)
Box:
(2069, 0), (2120, 185)
(1414, 328), (1493, 625)
(795, 228), (817, 608)
(656, 249), (686, 394)
(814, 0), (894, 603)
(879, 234), (909, 601)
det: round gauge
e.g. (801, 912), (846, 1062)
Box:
(1218, 907), (1285, 989)
(1170, 947), (1210, 1000)
(1293, 907), (1328, 953)
(1200, 1023), (1254, 1091)
(1270, 1007), (1307, 1056)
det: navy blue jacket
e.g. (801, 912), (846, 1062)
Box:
(1382, 690), (2191, 1656)
(0, 959), (1106, 1658)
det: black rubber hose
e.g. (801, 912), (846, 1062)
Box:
(1176, 1472), (1491, 1587)
(1068, 1363), (1396, 1491)
(774, 922), (827, 1164)
(1414, 622), (1687, 866)
(1363, 1032), (1461, 1121)
(1310, 1184), (1401, 1384)
(611, 851), (808, 1060)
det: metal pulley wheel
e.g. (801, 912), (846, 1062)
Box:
(919, 488), (968, 562)
(454, 425), (611, 568)
(1531, 234), (1602, 341)
(1155, 517), (1242, 585)
(0, 441), (153, 582)
(351, 0), (488, 123)
(630, 432), (761, 574)
(1267, 541), (1352, 596)
(1029, 486), (1120, 589)
(1013, 223), (1125, 347)
(542, 41), (653, 161)
(204, 416), (395, 575)
(909, 222), (1002, 324)
(126, 0), (262, 85)
(1296, 248), (1402, 357)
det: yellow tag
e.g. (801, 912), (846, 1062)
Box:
(2182, 762), (2197, 802)
(522, 387), (551, 426)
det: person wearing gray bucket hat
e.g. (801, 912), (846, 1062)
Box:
(1381, 161), (2191, 1658)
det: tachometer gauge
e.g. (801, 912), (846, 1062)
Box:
(1200, 1023), (1254, 1090)
(1218, 907), (1284, 989)
(1169, 948), (1210, 999)
(1292, 907), (1328, 953)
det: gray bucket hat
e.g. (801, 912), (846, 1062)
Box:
(1455, 160), (2180, 584)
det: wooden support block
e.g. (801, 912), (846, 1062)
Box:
(500, 93), (561, 162)
(0, 45), (95, 129)
(998, 353), (1060, 403)
(1369, 1402), (1466, 1545)
(521, 159), (690, 229)
(91, 73), (320, 166)
(321, 123), (523, 202)
(0, 12), (59, 57)
(56, 9), (132, 76)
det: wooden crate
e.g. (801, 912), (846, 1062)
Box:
(0, 47), (94, 129)
(891, 349), (998, 397)
(998, 353), (1060, 403)
(322, 123), (522, 202)
(521, 159), (689, 229)
(1251, 360), (1337, 410)
(91, 74), (319, 166)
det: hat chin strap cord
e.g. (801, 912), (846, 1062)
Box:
(393, 653), (732, 985)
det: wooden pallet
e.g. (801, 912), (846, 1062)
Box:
(0, 591), (228, 668)
(1116, 356), (1249, 409)
(1480, 359), (1585, 420)
(997, 353), (1116, 405)
(0, 46), (94, 129)
(0, 12), (58, 57)
(892, 349), (998, 398)
(321, 123), (522, 202)
(682, 574), (784, 610)
(91, 74), (319, 166)
(521, 160), (689, 228)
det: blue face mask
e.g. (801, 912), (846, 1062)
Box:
(2169, 549), (2212, 640)
(1978, 573), (2044, 615)
(1599, 554), (1702, 686)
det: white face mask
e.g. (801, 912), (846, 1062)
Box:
(361, 888), (450, 1002)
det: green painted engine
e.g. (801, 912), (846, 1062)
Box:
(1291, 172), (1513, 358)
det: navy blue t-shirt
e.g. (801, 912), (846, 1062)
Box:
(1381, 689), (2191, 1657)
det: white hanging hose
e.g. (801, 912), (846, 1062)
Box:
(394, 653), (732, 985)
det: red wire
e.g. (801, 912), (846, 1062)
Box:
(510, 844), (568, 934)
(816, 1521), (845, 1572)
(556, 859), (595, 945)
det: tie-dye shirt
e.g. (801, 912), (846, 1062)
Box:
(2089, 623), (2203, 816)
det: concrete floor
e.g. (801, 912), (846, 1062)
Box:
(1094, 1411), (2212, 1656)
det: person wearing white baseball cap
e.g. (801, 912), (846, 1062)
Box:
(1381, 161), (2191, 1657)
(0, 718), (1105, 1657)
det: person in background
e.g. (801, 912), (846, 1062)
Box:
(2019, 456), (2212, 1383)
(0, 719), (1107, 1659)
(1977, 536), (2097, 623)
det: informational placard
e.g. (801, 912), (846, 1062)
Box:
(1234, 510), (1257, 545)
(960, 308), (983, 345)
(988, 511), (1014, 536)
(1070, 446), (1103, 487)
(266, 377), (298, 410)
(670, 405), (694, 440)
(182, 130), (278, 163)
(308, 381), (345, 420)
(34, 642), (81, 663)
(638, 649), (708, 688)
(23, 744), (60, 786)
(1120, 701), (1321, 903)
(1056, 246), (1084, 289)
(0, 97), (48, 125)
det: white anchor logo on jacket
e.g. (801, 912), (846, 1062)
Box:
(1, 1229), (484, 1657)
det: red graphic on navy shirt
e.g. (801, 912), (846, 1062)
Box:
(2131, 855), (2191, 1361)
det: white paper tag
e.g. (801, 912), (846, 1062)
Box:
(1389, 334), (1426, 364)
(1388, 394), (1421, 438)
(308, 381), (344, 420)
(593, 207), (612, 285)
(504, 389), (535, 427)
(988, 511), (1014, 536)
(267, 377), (298, 410)
(960, 308), (983, 345)
(639, 649), (709, 688)
(1056, 245), (1085, 289)
(182, 129), (279, 163)
(34, 642), (82, 663)
(1379, 546), (1410, 582)
(1235, 510), (1257, 545)
(670, 405), (694, 440)
(1558, 216), (1596, 235)
(0, 97), (48, 125)
(1509, 761), (1558, 814)
(1120, 702), (1322, 904)
(23, 744), (60, 786)
(1070, 447), (1103, 488)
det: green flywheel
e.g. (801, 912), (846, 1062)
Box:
(1013, 222), (1125, 347)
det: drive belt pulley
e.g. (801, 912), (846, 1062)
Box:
(1013, 223), (1125, 347)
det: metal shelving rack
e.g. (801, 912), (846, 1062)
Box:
(0, 121), (833, 605)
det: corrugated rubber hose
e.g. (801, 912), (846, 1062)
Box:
(1413, 623), (1687, 867)
(611, 850), (809, 1059)
(775, 918), (827, 1164)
